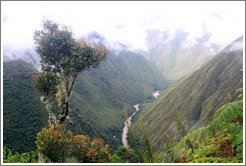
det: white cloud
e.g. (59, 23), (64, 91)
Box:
(1, 1), (245, 51)
(228, 40), (243, 52)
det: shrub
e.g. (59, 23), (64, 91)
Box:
(36, 124), (72, 162)
(112, 146), (141, 163)
(71, 135), (112, 163)
(36, 124), (112, 163)
(86, 138), (112, 163)
(3, 147), (37, 163)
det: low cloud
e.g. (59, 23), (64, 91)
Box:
(3, 46), (41, 70)
(2, 1), (244, 56)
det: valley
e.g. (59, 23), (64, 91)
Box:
(67, 50), (168, 151)
(3, 49), (168, 152)
(2, 21), (243, 163)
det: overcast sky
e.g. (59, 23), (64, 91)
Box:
(1, 1), (245, 51)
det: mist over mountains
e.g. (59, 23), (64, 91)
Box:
(3, 46), (41, 70)
(2, 1), (244, 163)
(3, 28), (225, 76)
(142, 28), (222, 80)
(3, 44), (168, 152)
(3, 30), (134, 71)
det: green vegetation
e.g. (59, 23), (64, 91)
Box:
(132, 36), (243, 151)
(3, 49), (167, 155)
(121, 108), (154, 163)
(174, 93), (243, 163)
(68, 50), (168, 150)
(111, 145), (140, 163)
(3, 60), (48, 153)
(126, 88), (243, 163)
(3, 19), (243, 163)
(3, 147), (37, 163)
(36, 124), (111, 163)
(33, 20), (108, 126)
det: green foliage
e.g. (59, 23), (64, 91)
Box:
(88, 138), (111, 163)
(125, 108), (154, 163)
(112, 146), (141, 163)
(3, 60), (48, 153)
(235, 88), (243, 100)
(71, 135), (90, 162)
(158, 98), (194, 163)
(112, 146), (128, 162)
(36, 124), (73, 162)
(68, 51), (168, 151)
(3, 50), (167, 154)
(140, 115), (154, 162)
(71, 136), (112, 163)
(3, 147), (37, 163)
(36, 124), (112, 163)
(33, 71), (59, 97)
(33, 19), (108, 125)
(34, 20), (108, 75)
(174, 93), (243, 163)
(170, 98), (194, 153)
(162, 134), (177, 163)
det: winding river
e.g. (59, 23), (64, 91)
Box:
(122, 91), (160, 148)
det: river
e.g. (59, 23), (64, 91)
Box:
(121, 91), (160, 148)
(153, 91), (160, 99)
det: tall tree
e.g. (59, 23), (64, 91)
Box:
(33, 20), (108, 125)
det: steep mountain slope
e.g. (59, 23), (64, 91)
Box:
(3, 60), (47, 153)
(68, 50), (168, 150)
(144, 29), (220, 80)
(175, 99), (243, 163)
(132, 36), (243, 150)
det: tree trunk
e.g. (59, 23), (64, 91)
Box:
(59, 100), (69, 124)
(58, 73), (78, 124)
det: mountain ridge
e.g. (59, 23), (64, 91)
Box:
(132, 36), (243, 150)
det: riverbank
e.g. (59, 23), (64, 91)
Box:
(122, 104), (139, 148)
(122, 91), (160, 148)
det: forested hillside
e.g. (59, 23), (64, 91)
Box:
(132, 36), (243, 151)
(173, 97), (243, 163)
(3, 60), (48, 153)
(2, 1), (244, 163)
(68, 50), (168, 150)
(3, 50), (168, 153)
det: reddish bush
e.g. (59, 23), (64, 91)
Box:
(36, 125), (112, 163)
